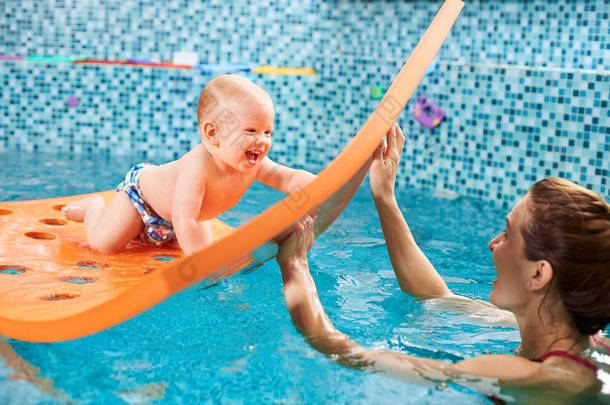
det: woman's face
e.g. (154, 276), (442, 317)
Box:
(488, 195), (537, 313)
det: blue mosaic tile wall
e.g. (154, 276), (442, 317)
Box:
(2, 1), (609, 70)
(0, 63), (316, 164)
(1, 0), (609, 206)
(397, 63), (609, 205)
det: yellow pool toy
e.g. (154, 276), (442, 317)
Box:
(252, 65), (316, 75)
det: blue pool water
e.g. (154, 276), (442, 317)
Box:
(0, 150), (593, 403)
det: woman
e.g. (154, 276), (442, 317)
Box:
(276, 124), (609, 403)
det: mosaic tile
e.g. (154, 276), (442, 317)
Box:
(0, 0), (609, 206)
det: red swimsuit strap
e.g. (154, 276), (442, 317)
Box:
(538, 350), (598, 373)
(592, 336), (610, 352)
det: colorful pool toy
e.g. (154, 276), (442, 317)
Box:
(413, 94), (445, 129)
(371, 85), (384, 100)
(25, 55), (89, 63)
(194, 63), (254, 73)
(0, 55), (25, 61)
(425, 60), (438, 76)
(0, 0), (464, 343)
(72, 59), (125, 66)
(127, 58), (157, 64)
(252, 66), (316, 75)
(72, 59), (193, 69)
(67, 96), (80, 107)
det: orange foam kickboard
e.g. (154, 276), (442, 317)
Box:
(0, 190), (249, 319)
(0, 0), (464, 343)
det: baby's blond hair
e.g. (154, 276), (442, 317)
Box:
(196, 74), (271, 128)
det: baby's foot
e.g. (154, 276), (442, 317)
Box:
(61, 195), (104, 222)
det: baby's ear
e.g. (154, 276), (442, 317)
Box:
(201, 121), (219, 146)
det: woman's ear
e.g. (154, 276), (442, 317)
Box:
(201, 121), (219, 146)
(529, 260), (554, 291)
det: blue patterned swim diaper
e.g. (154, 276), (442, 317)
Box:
(115, 163), (176, 245)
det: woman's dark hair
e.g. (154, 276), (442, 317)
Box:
(521, 177), (610, 335)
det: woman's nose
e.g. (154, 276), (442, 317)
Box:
(488, 234), (501, 251)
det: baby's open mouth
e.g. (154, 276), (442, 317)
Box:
(245, 150), (261, 165)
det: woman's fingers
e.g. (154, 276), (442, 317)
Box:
(395, 123), (406, 153)
(274, 212), (315, 245)
(386, 123), (405, 161)
(297, 216), (315, 251)
(297, 214), (315, 236)
(276, 215), (316, 266)
(386, 123), (397, 156)
(374, 142), (383, 160)
(374, 139), (385, 163)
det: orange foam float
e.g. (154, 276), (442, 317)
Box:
(0, 190), (254, 314)
(0, 190), (277, 342)
(0, 0), (464, 343)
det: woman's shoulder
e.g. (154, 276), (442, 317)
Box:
(423, 295), (517, 328)
(499, 358), (602, 404)
(537, 354), (600, 391)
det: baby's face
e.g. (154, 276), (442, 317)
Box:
(216, 96), (274, 172)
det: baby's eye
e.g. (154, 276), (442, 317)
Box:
(244, 129), (257, 133)
(264, 130), (272, 136)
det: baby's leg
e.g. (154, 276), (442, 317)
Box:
(63, 193), (143, 253)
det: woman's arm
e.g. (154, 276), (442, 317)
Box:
(276, 215), (363, 355)
(374, 195), (452, 298)
(275, 221), (559, 397)
(370, 126), (516, 328)
(369, 124), (453, 299)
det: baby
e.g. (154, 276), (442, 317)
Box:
(62, 74), (316, 255)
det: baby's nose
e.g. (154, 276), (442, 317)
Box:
(256, 134), (271, 146)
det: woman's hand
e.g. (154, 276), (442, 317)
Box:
(276, 213), (316, 269)
(276, 213), (363, 355)
(369, 123), (406, 202)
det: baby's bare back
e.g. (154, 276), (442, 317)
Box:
(138, 145), (257, 222)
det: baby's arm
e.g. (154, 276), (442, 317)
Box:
(171, 160), (212, 255)
(256, 157), (316, 194)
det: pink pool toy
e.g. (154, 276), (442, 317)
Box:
(67, 96), (80, 107)
(0, 55), (25, 61)
(413, 95), (445, 129)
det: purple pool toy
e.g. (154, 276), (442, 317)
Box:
(67, 96), (80, 107)
(413, 95), (445, 129)
(127, 58), (157, 64)
(0, 55), (25, 61)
